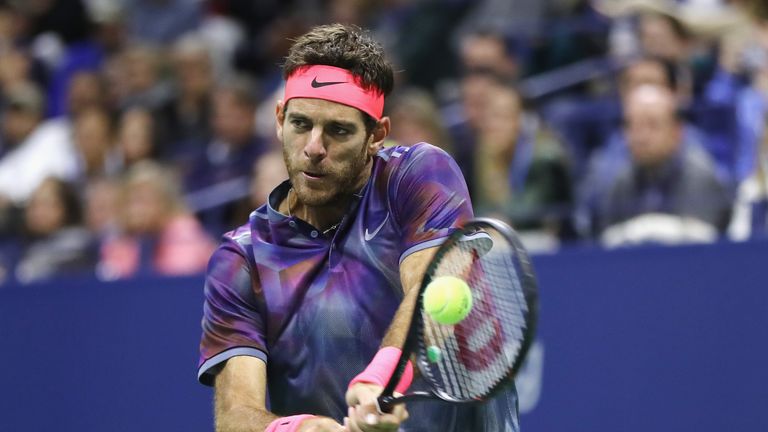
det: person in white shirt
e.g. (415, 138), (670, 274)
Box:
(0, 82), (78, 205)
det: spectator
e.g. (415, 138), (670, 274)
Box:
(249, 150), (288, 209)
(386, 87), (454, 154)
(84, 176), (121, 240)
(124, 0), (203, 44)
(116, 107), (158, 168)
(183, 77), (267, 233)
(72, 107), (118, 182)
(14, 177), (97, 284)
(443, 70), (502, 194)
(575, 55), (725, 222)
(579, 84), (731, 245)
(0, 82), (78, 205)
(157, 34), (214, 159)
(702, 14), (768, 183)
(472, 83), (572, 247)
(729, 99), (768, 240)
(459, 30), (520, 80)
(66, 70), (108, 117)
(98, 161), (215, 280)
(230, 149), (289, 226)
(110, 44), (170, 111)
(0, 47), (33, 92)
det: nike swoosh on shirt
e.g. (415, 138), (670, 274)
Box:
(364, 213), (389, 241)
(311, 77), (346, 88)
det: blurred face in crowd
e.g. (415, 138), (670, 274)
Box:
(461, 73), (496, 130)
(0, 48), (30, 88)
(122, 47), (158, 94)
(620, 59), (670, 97)
(213, 89), (255, 146)
(250, 151), (288, 208)
(118, 108), (154, 165)
(74, 109), (112, 173)
(624, 85), (682, 168)
(0, 6), (17, 41)
(639, 13), (688, 62)
(388, 90), (445, 148)
(276, 98), (385, 207)
(478, 85), (523, 158)
(1, 105), (40, 146)
(123, 178), (170, 235)
(67, 71), (104, 116)
(25, 178), (67, 237)
(173, 46), (213, 100)
(460, 33), (518, 80)
(85, 178), (119, 235)
(328, 0), (368, 26)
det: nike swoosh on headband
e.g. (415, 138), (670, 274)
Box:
(311, 77), (347, 88)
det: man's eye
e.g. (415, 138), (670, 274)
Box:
(291, 119), (309, 130)
(332, 126), (349, 136)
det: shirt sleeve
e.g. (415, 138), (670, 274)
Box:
(391, 143), (474, 264)
(197, 235), (267, 386)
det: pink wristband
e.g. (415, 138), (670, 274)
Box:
(348, 347), (414, 394)
(265, 414), (316, 432)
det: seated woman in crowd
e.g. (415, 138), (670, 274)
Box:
(14, 177), (97, 284)
(98, 161), (215, 280)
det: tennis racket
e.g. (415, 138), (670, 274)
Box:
(377, 217), (539, 413)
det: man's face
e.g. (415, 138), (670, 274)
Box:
(621, 60), (670, 97)
(479, 86), (522, 152)
(213, 91), (254, 146)
(624, 86), (681, 168)
(276, 98), (381, 207)
(1, 108), (39, 145)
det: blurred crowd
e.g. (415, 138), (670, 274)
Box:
(0, 0), (766, 286)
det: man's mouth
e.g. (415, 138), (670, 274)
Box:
(302, 171), (325, 180)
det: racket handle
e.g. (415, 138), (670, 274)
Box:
(376, 391), (434, 414)
(376, 394), (396, 414)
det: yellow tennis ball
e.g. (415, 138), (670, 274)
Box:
(423, 276), (473, 325)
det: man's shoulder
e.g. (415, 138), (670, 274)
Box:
(220, 220), (255, 253)
(374, 142), (453, 178)
(377, 142), (448, 161)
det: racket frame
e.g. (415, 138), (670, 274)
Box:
(377, 217), (539, 412)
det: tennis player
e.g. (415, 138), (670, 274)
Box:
(197, 24), (520, 432)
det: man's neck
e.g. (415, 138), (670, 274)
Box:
(287, 190), (351, 233)
(280, 166), (372, 233)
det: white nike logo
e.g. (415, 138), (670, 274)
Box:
(364, 213), (389, 241)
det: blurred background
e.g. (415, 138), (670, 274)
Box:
(0, 0), (766, 430)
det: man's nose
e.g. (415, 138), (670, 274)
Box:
(304, 127), (326, 161)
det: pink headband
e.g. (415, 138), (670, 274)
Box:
(284, 65), (384, 119)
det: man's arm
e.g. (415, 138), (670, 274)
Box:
(214, 356), (274, 432)
(344, 247), (436, 431)
(215, 356), (344, 432)
(381, 247), (437, 348)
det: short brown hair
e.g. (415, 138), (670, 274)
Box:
(283, 24), (394, 97)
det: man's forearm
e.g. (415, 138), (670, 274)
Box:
(379, 282), (420, 348)
(213, 356), (276, 432)
(380, 247), (436, 348)
(214, 401), (276, 432)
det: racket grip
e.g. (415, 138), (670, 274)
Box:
(376, 394), (397, 414)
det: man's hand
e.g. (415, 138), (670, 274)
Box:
(344, 383), (408, 432)
(296, 416), (345, 432)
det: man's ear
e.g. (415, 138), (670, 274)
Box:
(275, 100), (285, 140)
(368, 116), (391, 156)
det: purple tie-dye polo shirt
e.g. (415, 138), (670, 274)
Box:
(198, 143), (520, 431)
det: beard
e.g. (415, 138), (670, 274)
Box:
(283, 142), (371, 207)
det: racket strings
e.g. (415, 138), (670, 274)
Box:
(419, 229), (530, 401)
